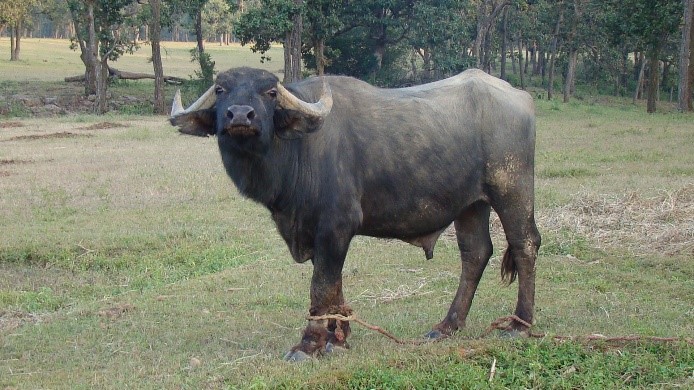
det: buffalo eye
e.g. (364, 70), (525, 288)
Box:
(214, 86), (225, 95)
(266, 88), (278, 98)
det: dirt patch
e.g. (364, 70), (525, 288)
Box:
(0, 158), (32, 165)
(4, 132), (94, 142)
(0, 170), (10, 177)
(79, 122), (127, 130)
(0, 310), (42, 332)
(98, 303), (135, 321)
(0, 121), (24, 129)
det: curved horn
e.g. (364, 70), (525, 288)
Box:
(170, 85), (217, 118)
(276, 79), (332, 119)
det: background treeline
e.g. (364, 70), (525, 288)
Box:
(1, 0), (692, 114)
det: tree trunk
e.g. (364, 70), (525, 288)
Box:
(195, 9), (204, 55)
(660, 61), (670, 101)
(511, 42), (517, 74)
(483, 24), (493, 73)
(67, 4), (95, 95)
(84, 0), (108, 114)
(473, 1), (511, 69)
(524, 45), (530, 76)
(284, 0), (303, 83)
(315, 38), (326, 76)
(14, 23), (21, 60)
(689, 4), (694, 110)
(647, 45), (662, 113)
(564, 48), (578, 103)
(473, 1), (487, 68)
(150, 0), (166, 114)
(9, 25), (16, 61)
(547, 12), (563, 100)
(678, 0), (693, 112)
(500, 8), (508, 80)
(618, 46), (629, 96)
(86, 1), (99, 98)
(563, 0), (583, 103)
(564, 49), (578, 102)
(517, 34), (525, 89)
(96, 57), (109, 114)
(634, 52), (646, 104)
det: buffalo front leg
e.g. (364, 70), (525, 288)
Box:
(428, 201), (493, 339)
(284, 221), (356, 361)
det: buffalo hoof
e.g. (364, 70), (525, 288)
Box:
(424, 329), (448, 341)
(283, 349), (311, 362)
(283, 342), (344, 362)
(499, 328), (528, 339)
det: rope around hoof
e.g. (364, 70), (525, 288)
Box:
(307, 313), (432, 345)
(308, 313), (694, 346)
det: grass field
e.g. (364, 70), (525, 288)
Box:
(1, 39), (693, 389)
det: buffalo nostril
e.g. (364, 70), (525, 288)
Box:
(227, 105), (255, 123)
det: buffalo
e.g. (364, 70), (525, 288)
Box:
(170, 67), (541, 361)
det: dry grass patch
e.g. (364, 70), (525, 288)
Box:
(0, 121), (24, 128)
(78, 122), (128, 131)
(0, 159), (32, 165)
(4, 131), (93, 142)
(0, 310), (43, 332)
(539, 185), (693, 256)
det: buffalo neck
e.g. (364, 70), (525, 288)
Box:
(218, 137), (304, 213)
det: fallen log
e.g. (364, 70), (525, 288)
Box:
(64, 66), (185, 85)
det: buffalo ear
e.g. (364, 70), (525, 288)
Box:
(273, 109), (323, 138)
(170, 109), (216, 137)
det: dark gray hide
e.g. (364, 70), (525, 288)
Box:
(171, 67), (541, 360)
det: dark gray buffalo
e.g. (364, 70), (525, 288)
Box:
(170, 67), (541, 361)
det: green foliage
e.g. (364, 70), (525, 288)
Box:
(0, 287), (64, 312)
(67, 0), (141, 62)
(607, 0), (682, 51)
(0, 100), (31, 117)
(234, 0), (299, 59)
(201, 0), (235, 41)
(190, 47), (216, 87)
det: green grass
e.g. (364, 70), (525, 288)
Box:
(0, 38), (284, 82)
(1, 40), (693, 389)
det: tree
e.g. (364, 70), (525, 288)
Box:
(303, 0), (342, 75)
(149, 0), (166, 114)
(286, 0), (303, 82)
(340, 0), (417, 78)
(235, 0), (302, 82)
(563, 0), (587, 102)
(546, 2), (563, 100)
(407, 0), (475, 82)
(201, 0), (235, 44)
(689, 1), (694, 110)
(68, 0), (141, 113)
(472, 0), (511, 71)
(42, 0), (74, 39)
(610, 0), (682, 112)
(678, 0), (693, 112)
(0, 0), (40, 60)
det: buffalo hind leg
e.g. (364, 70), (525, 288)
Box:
(490, 191), (541, 332)
(428, 201), (493, 339)
(284, 216), (357, 361)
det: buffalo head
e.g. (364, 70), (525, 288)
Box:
(170, 67), (333, 155)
